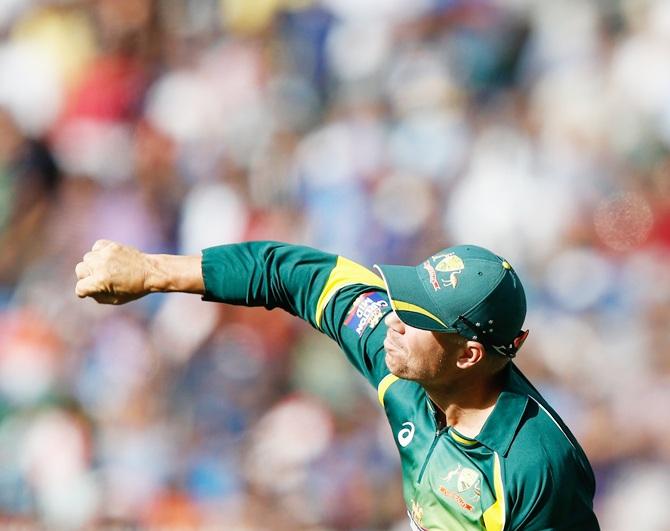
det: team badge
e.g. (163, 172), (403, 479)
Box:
(430, 253), (464, 289)
(456, 467), (480, 494)
(438, 465), (481, 513)
(433, 253), (465, 272)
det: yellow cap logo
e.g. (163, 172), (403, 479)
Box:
(434, 253), (465, 272)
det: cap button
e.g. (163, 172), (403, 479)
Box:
(502, 260), (511, 270)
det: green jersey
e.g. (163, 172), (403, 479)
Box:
(201, 242), (599, 531)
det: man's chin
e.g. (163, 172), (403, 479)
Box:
(385, 351), (413, 380)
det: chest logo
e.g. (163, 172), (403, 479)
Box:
(442, 464), (481, 494)
(456, 467), (479, 493)
(397, 421), (415, 447)
(439, 465), (482, 512)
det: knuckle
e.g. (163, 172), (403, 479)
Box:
(92, 239), (113, 252)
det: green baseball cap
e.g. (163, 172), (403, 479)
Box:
(374, 245), (528, 358)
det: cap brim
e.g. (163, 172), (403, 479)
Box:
(374, 264), (456, 333)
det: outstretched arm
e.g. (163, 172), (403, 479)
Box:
(75, 239), (204, 304)
(76, 239), (391, 386)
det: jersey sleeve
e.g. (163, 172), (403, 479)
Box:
(201, 241), (392, 388)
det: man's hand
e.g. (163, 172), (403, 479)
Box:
(75, 240), (152, 304)
(75, 240), (205, 304)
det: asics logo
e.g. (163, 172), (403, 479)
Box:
(398, 421), (415, 447)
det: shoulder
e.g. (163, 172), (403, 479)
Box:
(503, 365), (594, 482)
(378, 373), (424, 409)
(502, 397), (598, 530)
(506, 396), (593, 486)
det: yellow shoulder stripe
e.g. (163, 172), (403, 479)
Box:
(377, 373), (399, 406)
(315, 256), (385, 328)
(391, 300), (449, 329)
(483, 452), (506, 531)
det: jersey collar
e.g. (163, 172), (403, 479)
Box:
(475, 365), (529, 456)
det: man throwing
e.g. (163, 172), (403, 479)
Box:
(76, 239), (599, 530)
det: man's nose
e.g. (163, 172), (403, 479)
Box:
(384, 311), (405, 333)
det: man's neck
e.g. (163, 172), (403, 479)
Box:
(425, 370), (505, 438)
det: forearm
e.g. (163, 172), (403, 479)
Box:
(145, 254), (204, 294)
(77, 240), (337, 316)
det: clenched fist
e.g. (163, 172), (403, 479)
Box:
(75, 240), (153, 304)
(75, 240), (205, 304)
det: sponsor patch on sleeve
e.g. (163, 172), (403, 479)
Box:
(344, 291), (390, 337)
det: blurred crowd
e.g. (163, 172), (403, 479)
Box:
(1, 0), (669, 529)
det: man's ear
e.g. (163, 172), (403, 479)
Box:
(456, 341), (486, 369)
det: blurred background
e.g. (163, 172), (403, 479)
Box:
(0, 0), (669, 529)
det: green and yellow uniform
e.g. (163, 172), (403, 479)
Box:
(201, 241), (599, 531)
